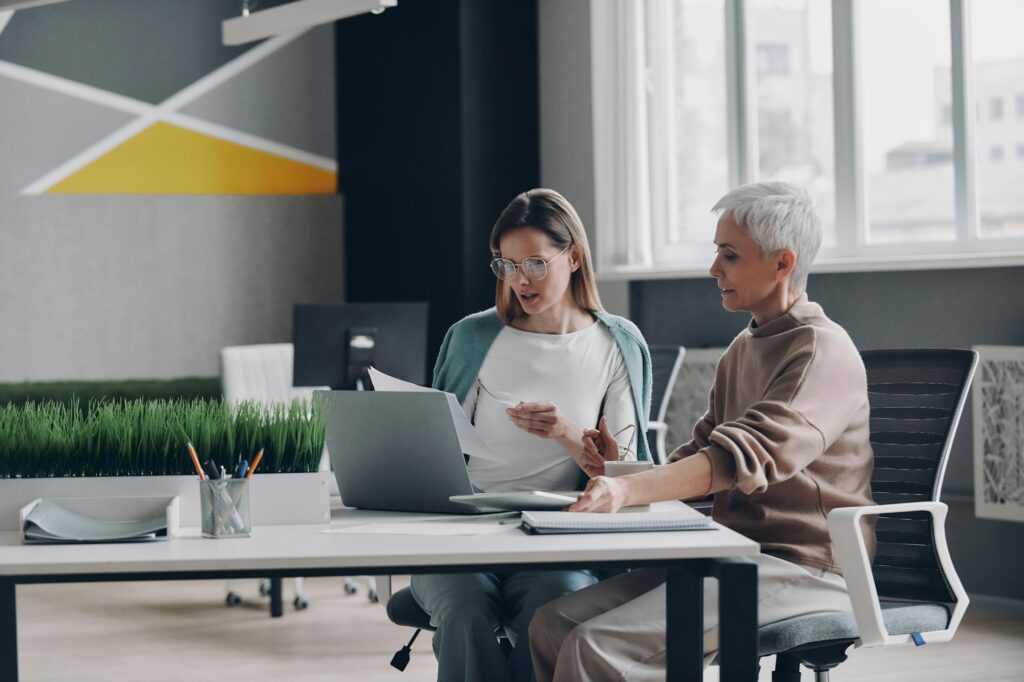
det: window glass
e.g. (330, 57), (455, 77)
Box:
(862, 0), (955, 245)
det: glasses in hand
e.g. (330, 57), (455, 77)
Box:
(490, 245), (570, 281)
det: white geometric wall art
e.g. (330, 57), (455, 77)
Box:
(973, 345), (1024, 522)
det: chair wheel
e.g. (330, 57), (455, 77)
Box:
(368, 589), (379, 604)
(343, 581), (359, 595)
(294, 597), (309, 610)
(259, 580), (271, 597)
(226, 592), (243, 607)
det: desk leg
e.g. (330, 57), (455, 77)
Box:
(666, 565), (704, 681)
(269, 577), (283, 618)
(1, 579), (17, 682)
(712, 558), (758, 682)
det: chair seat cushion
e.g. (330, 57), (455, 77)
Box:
(386, 586), (435, 630)
(758, 601), (950, 656)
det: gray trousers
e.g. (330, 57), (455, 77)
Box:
(529, 554), (854, 682)
(411, 569), (598, 682)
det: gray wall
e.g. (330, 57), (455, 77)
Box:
(0, 196), (343, 381)
(633, 266), (1024, 603)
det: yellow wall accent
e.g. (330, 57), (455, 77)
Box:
(48, 122), (336, 195)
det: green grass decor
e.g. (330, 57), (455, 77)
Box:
(0, 398), (325, 478)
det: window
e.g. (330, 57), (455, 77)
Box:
(752, 0), (835, 247)
(592, 0), (1024, 275)
(972, 0), (1024, 238)
(862, 0), (954, 245)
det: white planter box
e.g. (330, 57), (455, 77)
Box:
(0, 472), (331, 531)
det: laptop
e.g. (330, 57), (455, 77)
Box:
(320, 390), (509, 514)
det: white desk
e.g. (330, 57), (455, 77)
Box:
(0, 502), (760, 681)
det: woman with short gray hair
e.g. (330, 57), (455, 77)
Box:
(529, 181), (875, 681)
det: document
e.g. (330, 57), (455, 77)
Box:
(368, 367), (505, 462)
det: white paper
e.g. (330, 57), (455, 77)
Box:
(368, 367), (505, 462)
(321, 521), (518, 536)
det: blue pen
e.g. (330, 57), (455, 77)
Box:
(234, 459), (249, 479)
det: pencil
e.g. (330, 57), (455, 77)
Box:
(187, 442), (206, 480)
(246, 448), (265, 479)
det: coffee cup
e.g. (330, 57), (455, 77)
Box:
(603, 460), (654, 478)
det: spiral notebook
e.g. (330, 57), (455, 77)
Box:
(520, 509), (713, 535)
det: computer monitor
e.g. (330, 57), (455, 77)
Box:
(292, 302), (429, 389)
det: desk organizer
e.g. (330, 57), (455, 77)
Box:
(18, 495), (181, 543)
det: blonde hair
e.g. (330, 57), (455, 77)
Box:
(490, 188), (603, 324)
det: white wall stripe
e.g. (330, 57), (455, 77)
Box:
(163, 113), (336, 171)
(19, 28), (326, 194)
(0, 11), (14, 35)
(0, 60), (151, 115)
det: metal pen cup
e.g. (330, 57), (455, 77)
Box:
(199, 479), (252, 538)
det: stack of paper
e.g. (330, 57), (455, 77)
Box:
(520, 509), (713, 535)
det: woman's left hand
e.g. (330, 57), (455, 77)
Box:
(568, 475), (630, 513)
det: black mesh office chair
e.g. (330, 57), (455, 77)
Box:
(646, 345), (686, 465)
(758, 349), (978, 682)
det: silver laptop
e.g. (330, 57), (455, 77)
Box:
(319, 390), (498, 514)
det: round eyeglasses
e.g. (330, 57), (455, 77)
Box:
(490, 245), (570, 281)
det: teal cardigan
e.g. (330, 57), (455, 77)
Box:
(432, 308), (653, 461)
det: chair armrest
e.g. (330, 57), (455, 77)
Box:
(646, 421), (668, 464)
(374, 575), (392, 604)
(827, 501), (968, 648)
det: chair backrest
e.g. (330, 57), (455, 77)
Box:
(220, 343), (315, 405)
(648, 345), (686, 423)
(861, 348), (977, 604)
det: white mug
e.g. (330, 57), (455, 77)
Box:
(603, 460), (654, 478)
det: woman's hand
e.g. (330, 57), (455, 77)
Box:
(581, 416), (621, 463)
(568, 475), (630, 513)
(506, 402), (605, 475)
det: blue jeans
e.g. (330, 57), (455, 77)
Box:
(411, 570), (598, 682)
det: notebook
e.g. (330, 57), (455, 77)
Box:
(520, 509), (713, 535)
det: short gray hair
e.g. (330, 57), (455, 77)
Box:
(711, 181), (822, 292)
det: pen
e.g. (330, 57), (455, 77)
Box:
(234, 459), (249, 479)
(186, 442), (205, 480)
(203, 459), (221, 480)
(246, 449), (265, 479)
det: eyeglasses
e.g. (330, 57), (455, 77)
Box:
(490, 245), (570, 281)
(612, 424), (637, 461)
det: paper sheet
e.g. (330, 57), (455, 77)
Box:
(322, 521), (518, 536)
(367, 367), (505, 462)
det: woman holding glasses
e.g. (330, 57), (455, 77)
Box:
(411, 188), (653, 682)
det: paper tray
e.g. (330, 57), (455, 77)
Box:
(19, 495), (181, 544)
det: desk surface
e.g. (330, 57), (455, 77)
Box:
(0, 502), (758, 578)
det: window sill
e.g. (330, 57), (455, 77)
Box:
(596, 251), (1024, 282)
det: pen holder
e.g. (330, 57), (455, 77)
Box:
(199, 479), (252, 538)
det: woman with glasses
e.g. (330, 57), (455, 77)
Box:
(411, 188), (653, 682)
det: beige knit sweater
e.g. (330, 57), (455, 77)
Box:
(669, 294), (875, 573)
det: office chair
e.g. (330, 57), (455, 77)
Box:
(219, 343), (380, 613)
(756, 348), (978, 682)
(645, 345), (686, 465)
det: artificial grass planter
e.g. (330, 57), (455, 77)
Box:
(0, 377), (221, 407)
(0, 398), (325, 478)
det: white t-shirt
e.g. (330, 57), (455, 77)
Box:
(464, 321), (637, 492)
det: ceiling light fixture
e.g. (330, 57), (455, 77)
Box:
(222, 0), (396, 46)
